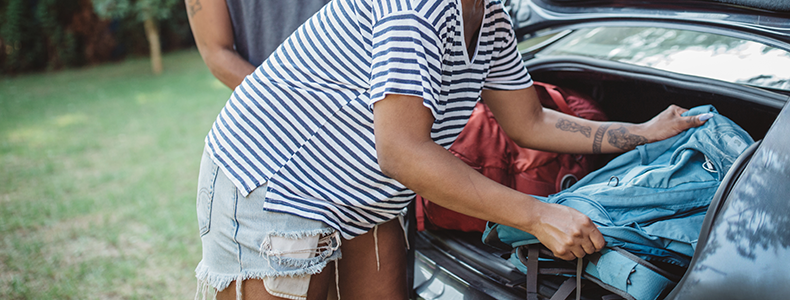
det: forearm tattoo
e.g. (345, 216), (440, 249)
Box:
(556, 118), (592, 138)
(607, 126), (648, 151)
(187, 0), (202, 17)
(592, 123), (611, 154)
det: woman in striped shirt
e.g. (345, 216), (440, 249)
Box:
(193, 0), (708, 299)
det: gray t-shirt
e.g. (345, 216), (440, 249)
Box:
(226, 0), (330, 66)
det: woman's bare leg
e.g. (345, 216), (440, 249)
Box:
(336, 219), (408, 299)
(216, 268), (332, 300)
(215, 218), (406, 300)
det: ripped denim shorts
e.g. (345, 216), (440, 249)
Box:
(194, 148), (342, 300)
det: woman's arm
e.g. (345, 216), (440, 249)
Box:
(185, 0), (255, 89)
(481, 86), (710, 155)
(373, 94), (606, 261)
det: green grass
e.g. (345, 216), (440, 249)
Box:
(0, 49), (233, 299)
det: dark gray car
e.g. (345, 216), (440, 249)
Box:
(409, 1), (790, 299)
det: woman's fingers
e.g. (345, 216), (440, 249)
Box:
(581, 235), (598, 255)
(644, 105), (712, 143)
(591, 224), (606, 250)
(535, 203), (606, 260)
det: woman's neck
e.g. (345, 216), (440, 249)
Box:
(462, 0), (484, 59)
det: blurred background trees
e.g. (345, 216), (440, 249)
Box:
(92, 0), (181, 74)
(0, 0), (194, 75)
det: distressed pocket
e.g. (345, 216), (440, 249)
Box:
(196, 153), (218, 237)
(260, 231), (341, 300)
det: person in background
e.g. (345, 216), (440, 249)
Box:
(185, 0), (330, 89)
(189, 0), (712, 300)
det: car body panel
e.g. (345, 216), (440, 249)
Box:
(510, 0), (790, 93)
(509, 0), (790, 46)
(533, 27), (790, 91)
(666, 99), (790, 300)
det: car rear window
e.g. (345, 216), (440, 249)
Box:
(524, 27), (790, 91)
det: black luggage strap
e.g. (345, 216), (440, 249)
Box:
(550, 278), (578, 300)
(526, 244), (539, 300)
(518, 244), (584, 300)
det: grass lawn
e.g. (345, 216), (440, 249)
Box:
(0, 49), (232, 299)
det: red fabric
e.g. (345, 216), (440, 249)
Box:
(416, 82), (608, 232)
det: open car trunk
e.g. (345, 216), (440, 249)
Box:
(410, 56), (788, 300)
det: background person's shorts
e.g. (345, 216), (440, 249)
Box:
(194, 148), (341, 300)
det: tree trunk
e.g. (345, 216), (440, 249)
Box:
(143, 16), (162, 75)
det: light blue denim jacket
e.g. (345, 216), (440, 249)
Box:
(485, 105), (754, 267)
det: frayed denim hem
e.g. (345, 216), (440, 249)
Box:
(194, 250), (342, 299)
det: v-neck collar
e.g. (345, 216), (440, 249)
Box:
(458, 0), (486, 65)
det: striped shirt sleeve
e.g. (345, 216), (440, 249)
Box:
(369, 11), (443, 118)
(483, 21), (533, 90)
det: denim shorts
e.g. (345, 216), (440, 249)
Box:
(194, 148), (342, 299)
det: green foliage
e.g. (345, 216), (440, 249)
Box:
(1, 0), (47, 72)
(93, 0), (181, 22)
(0, 0), (192, 74)
(35, 0), (82, 69)
(0, 0), (91, 72)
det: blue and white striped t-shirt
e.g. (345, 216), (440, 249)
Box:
(205, 0), (533, 239)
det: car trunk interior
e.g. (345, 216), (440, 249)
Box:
(413, 57), (789, 299)
(525, 57), (785, 140)
(528, 58), (785, 166)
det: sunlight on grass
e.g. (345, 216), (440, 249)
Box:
(6, 127), (50, 147)
(54, 113), (90, 127)
(0, 48), (232, 299)
(7, 113), (91, 148)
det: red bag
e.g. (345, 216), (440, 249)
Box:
(416, 82), (608, 232)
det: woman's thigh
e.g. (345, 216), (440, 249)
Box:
(216, 269), (332, 300)
(336, 218), (408, 299)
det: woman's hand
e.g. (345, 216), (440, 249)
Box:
(640, 104), (712, 144)
(527, 202), (606, 260)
